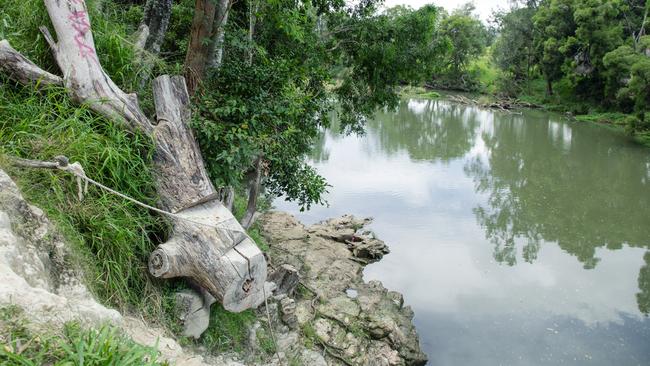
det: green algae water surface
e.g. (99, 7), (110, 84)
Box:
(274, 98), (650, 366)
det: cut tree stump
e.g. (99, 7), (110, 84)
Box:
(0, 0), (267, 315)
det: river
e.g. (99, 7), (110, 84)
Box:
(273, 98), (650, 366)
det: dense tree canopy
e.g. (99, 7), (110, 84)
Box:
(492, 0), (649, 137)
(432, 4), (488, 90)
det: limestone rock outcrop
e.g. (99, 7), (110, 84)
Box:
(259, 211), (427, 366)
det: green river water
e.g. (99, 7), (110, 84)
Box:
(274, 98), (650, 366)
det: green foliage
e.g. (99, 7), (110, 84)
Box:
(399, 86), (442, 99)
(0, 306), (163, 365)
(255, 325), (277, 356)
(490, 0), (649, 140)
(637, 252), (650, 315)
(161, 0), (194, 63)
(194, 54), (330, 210)
(603, 45), (639, 108)
(332, 4), (446, 131)
(199, 304), (256, 354)
(492, 6), (536, 85)
(301, 323), (318, 349)
(574, 111), (631, 126)
(430, 4), (488, 91)
(470, 52), (500, 94)
(194, 0), (443, 210)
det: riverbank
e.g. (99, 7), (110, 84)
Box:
(400, 85), (650, 147)
(0, 166), (426, 365)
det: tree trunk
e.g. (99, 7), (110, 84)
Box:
(241, 156), (262, 229)
(207, 0), (230, 70)
(546, 78), (553, 96)
(219, 186), (235, 212)
(184, 0), (217, 96)
(0, 40), (62, 86)
(141, 0), (172, 55)
(0, 0), (267, 313)
(42, 0), (152, 132)
(247, 0), (259, 66)
(149, 76), (267, 311)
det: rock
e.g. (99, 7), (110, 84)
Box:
(269, 264), (300, 296)
(259, 211), (428, 365)
(275, 330), (299, 352)
(299, 349), (327, 366)
(0, 169), (225, 365)
(318, 295), (360, 326)
(279, 296), (298, 329)
(308, 214), (390, 263)
(175, 288), (216, 339)
(387, 291), (404, 308)
(123, 317), (213, 366)
(0, 170), (120, 328)
(313, 317), (333, 343)
(294, 300), (314, 326)
(367, 342), (402, 366)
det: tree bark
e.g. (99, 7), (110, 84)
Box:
(0, 0), (268, 313)
(207, 0), (230, 70)
(184, 0), (217, 96)
(149, 76), (267, 310)
(141, 0), (172, 55)
(219, 186), (235, 212)
(41, 0), (152, 132)
(0, 40), (62, 86)
(247, 0), (258, 66)
(546, 78), (553, 96)
(241, 156), (262, 229)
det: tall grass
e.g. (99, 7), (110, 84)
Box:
(0, 80), (171, 315)
(0, 0), (174, 316)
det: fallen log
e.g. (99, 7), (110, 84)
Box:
(0, 0), (267, 314)
(447, 94), (537, 113)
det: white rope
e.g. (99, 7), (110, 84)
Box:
(262, 283), (283, 366)
(9, 155), (246, 234)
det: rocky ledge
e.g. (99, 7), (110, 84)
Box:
(259, 211), (427, 366)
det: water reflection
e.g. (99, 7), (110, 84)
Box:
(371, 99), (480, 162)
(464, 111), (650, 313)
(275, 99), (650, 365)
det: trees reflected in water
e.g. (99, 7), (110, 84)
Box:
(464, 112), (650, 314)
(309, 99), (650, 315)
(368, 99), (481, 162)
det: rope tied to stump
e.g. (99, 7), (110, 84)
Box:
(8, 155), (246, 233)
(8, 154), (284, 363)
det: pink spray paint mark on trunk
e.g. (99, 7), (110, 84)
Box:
(68, 9), (97, 61)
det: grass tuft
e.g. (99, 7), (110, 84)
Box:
(0, 306), (164, 365)
(198, 304), (256, 354)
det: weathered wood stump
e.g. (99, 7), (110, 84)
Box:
(148, 76), (267, 311)
(0, 0), (267, 314)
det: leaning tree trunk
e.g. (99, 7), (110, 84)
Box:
(149, 75), (267, 310)
(0, 0), (267, 312)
